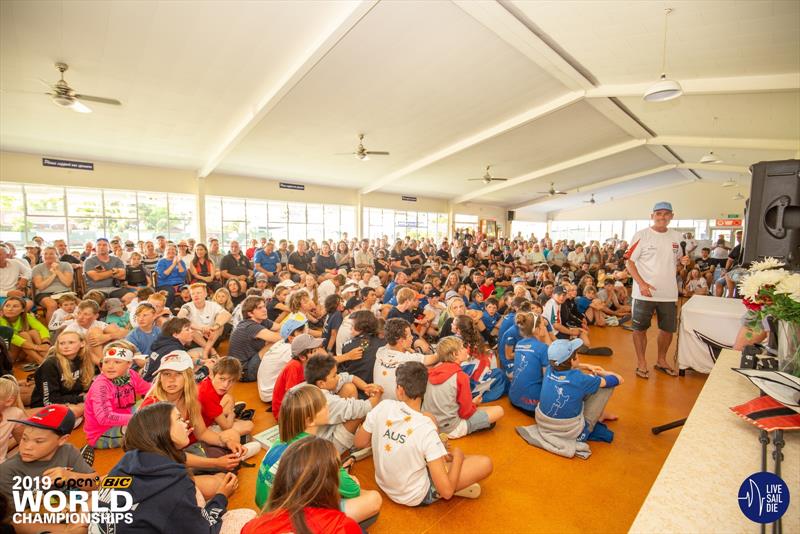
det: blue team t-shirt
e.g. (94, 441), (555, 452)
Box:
(126, 326), (162, 356)
(481, 310), (500, 331)
(497, 312), (516, 344)
(254, 250), (281, 273)
(321, 310), (343, 349)
(383, 281), (397, 304)
(468, 301), (485, 312)
(575, 296), (592, 314)
(509, 337), (550, 409)
(538, 367), (602, 420)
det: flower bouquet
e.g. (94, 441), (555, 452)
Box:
(738, 257), (800, 376)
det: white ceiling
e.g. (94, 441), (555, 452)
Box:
(1, 0), (798, 218)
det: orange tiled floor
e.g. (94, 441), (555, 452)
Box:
(18, 322), (706, 533)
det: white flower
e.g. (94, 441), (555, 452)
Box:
(749, 257), (785, 272)
(775, 273), (800, 303)
(738, 269), (789, 300)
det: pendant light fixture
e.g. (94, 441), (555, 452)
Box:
(643, 8), (683, 102)
(700, 117), (724, 164)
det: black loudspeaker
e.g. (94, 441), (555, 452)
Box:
(507, 210), (515, 222)
(742, 159), (800, 269)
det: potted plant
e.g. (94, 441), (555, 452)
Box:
(738, 257), (800, 376)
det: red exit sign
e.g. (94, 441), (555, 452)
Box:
(715, 219), (742, 227)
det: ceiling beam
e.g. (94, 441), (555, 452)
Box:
(196, 0), (378, 178)
(586, 73), (800, 99)
(453, 138), (645, 204)
(511, 164), (677, 210)
(359, 90), (583, 194)
(678, 162), (751, 174)
(451, 0), (593, 91)
(648, 136), (799, 151)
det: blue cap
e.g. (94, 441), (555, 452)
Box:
(548, 339), (584, 364)
(512, 277), (524, 284)
(280, 318), (307, 339)
(96, 237), (109, 243)
(653, 201), (673, 212)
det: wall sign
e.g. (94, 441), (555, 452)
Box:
(401, 195), (417, 202)
(715, 219), (742, 227)
(279, 182), (305, 191)
(42, 157), (94, 171)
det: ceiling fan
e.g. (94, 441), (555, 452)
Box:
(721, 178), (737, 188)
(338, 134), (389, 161)
(537, 182), (568, 196)
(583, 194), (597, 204)
(39, 62), (122, 113)
(467, 165), (508, 185)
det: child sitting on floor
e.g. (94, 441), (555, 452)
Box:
(354, 361), (493, 506)
(453, 315), (508, 402)
(0, 404), (98, 507)
(271, 333), (326, 419)
(422, 336), (504, 439)
(516, 339), (622, 459)
(508, 313), (550, 417)
(47, 292), (78, 332)
(255, 384), (382, 525)
(0, 375), (25, 463)
(197, 357), (254, 440)
(305, 354), (382, 454)
(83, 342), (151, 449)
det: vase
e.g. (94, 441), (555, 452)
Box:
(776, 320), (800, 377)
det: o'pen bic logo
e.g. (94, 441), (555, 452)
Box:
(738, 472), (790, 523)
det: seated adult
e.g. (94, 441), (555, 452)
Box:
(154, 243), (188, 307)
(314, 242), (338, 280)
(228, 296), (281, 382)
(219, 240), (252, 291)
(253, 241), (282, 285)
(32, 246), (74, 324)
(0, 244), (32, 310)
(0, 296), (50, 366)
(287, 240), (313, 283)
(188, 244), (219, 291)
(83, 237), (131, 300)
(63, 299), (126, 365)
(176, 283), (231, 362)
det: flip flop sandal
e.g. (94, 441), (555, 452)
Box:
(79, 444), (95, 467)
(233, 402), (247, 418)
(237, 409), (255, 421)
(635, 368), (650, 379)
(654, 365), (679, 377)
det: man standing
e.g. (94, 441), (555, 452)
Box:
(625, 202), (688, 378)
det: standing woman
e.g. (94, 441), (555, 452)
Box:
(155, 244), (188, 308)
(31, 246), (74, 324)
(335, 241), (352, 270)
(91, 401), (255, 534)
(0, 296), (50, 367)
(190, 244), (219, 291)
(244, 435), (362, 534)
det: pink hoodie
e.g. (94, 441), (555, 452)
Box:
(84, 370), (151, 445)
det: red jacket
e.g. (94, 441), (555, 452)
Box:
(426, 362), (477, 420)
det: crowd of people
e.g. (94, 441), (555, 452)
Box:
(0, 201), (745, 533)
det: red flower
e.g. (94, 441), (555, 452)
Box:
(743, 298), (763, 312)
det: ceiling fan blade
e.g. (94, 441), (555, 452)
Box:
(334, 152), (357, 156)
(74, 94), (121, 106)
(555, 191), (568, 195)
(491, 178), (509, 181)
(36, 78), (54, 90)
(70, 100), (92, 113)
(364, 151), (389, 156)
(467, 178), (484, 181)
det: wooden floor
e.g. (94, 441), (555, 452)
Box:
(33, 321), (706, 533)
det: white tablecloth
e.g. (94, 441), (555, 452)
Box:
(630, 349), (800, 534)
(678, 295), (746, 373)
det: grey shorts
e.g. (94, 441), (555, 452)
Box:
(631, 299), (677, 333)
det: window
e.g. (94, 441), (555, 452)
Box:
(511, 221), (548, 240)
(206, 196), (356, 247)
(363, 208), (448, 242)
(454, 213), (478, 235)
(1, 183), (197, 248)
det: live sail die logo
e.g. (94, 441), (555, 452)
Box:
(737, 472), (790, 523)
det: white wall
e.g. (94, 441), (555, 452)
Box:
(550, 180), (748, 221)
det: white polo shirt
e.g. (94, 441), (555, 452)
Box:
(625, 227), (682, 302)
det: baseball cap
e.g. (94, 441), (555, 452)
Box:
(96, 237), (109, 244)
(280, 317), (308, 338)
(548, 339), (584, 364)
(155, 350), (193, 374)
(276, 279), (297, 289)
(25, 242), (39, 249)
(445, 290), (459, 301)
(255, 272), (268, 281)
(106, 298), (123, 314)
(553, 286), (567, 296)
(10, 404), (75, 436)
(428, 289), (441, 298)
(653, 201), (673, 212)
(103, 345), (135, 362)
(512, 277), (524, 284)
(341, 283), (359, 295)
(291, 333), (323, 356)
(125, 240), (134, 247)
(52, 292), (77, 301)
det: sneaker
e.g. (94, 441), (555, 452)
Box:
(577, 346), (613, 356)
(350, 446), (372, 461)
(80, 444), (95, 467)
(454, 482), (482, 499)
(240, 441), (262, 461)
